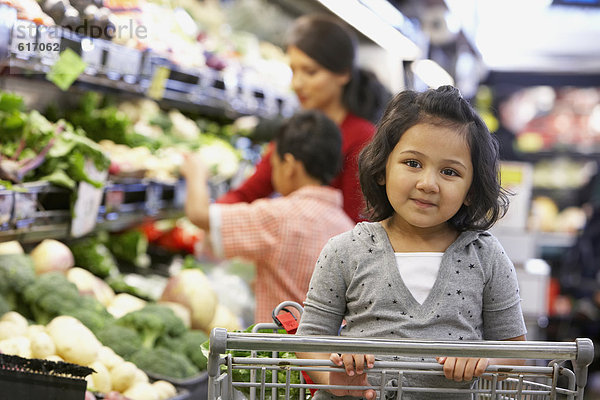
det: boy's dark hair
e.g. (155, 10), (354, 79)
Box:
(275, 110), (342, 185)
(358, 85), (509, 231)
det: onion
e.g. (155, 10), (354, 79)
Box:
(30, 239), (74, 275)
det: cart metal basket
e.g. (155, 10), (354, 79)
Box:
(207, 303), (594, 400)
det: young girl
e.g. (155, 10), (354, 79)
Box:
(296, 86), (527, 400)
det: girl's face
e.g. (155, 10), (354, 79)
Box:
(381, 123), (473, 233)
(287, 45), (350, 112)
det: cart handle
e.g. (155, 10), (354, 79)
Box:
(209, 328), (594, 364)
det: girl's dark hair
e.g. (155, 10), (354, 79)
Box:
(358, 85), (509, 231)
(275, 110), (342, 185)
(286, 13), (390, 124)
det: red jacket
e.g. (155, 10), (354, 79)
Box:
(217, 113), (375, 223)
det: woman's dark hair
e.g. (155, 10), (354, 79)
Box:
(286, 13), (390, 124)
(359, 85), (509, 231)
(275, 110), (342, 185)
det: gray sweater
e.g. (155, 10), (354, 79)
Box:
(297, 222), (527, 399)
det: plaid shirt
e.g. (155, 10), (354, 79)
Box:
(212, 186), (355, 323)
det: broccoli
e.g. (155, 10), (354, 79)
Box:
(0, 294), (11, 317)
(63, 304), (114, 335)
(130, 347), (199, 380)
(23, 272), (113, 328)
(69, 236), (119, 278)
(116, 308), (166, 349)
(23, 273), (82, 325)
(156, 329), (208, 371)
(95, 324), (143, 359)
(0, 254), (36, 315)
(106, 230), (149, 268)
(180, 330), (209, 371)
(141, 304), (187, 338)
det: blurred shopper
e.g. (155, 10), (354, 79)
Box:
(181, 110), (354, 323)
(218, 13), (390, 223)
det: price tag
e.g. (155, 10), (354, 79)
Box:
(46, 48), (87, 91)
(0, 189), (14, 227)
(147, 65), (170, 100)
(71, 160), (108, 237)
(12, 191), (37, 227)
(145, 182), (163, 216)
(105, 43), (141, 77)
(173, 179), (186, 208)
(104, 187), (125, 213)
(81, 37), (105, 72)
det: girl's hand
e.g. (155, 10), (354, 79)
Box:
(437, 357), (489, 382)
(328, 353), (376, 399)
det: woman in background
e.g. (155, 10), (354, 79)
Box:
(218, 13), (390, 222)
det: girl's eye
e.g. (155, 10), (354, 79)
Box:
(441, 168), (459, 177)
(405, 160), (421, 168)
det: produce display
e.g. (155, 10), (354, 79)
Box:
(0, 236), (245, 399)
(0, 92), (110, 191)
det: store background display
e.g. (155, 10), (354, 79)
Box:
(2, 0), (600, 398)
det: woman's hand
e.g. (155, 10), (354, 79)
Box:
(328, 353), (376, 399)
(437, 357), (489, 382)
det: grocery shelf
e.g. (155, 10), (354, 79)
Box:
(0, 11), (298, 120)
(0, 208), (184, 244)
(0, 179), (185, 244)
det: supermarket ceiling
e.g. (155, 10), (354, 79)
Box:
(272, 0), (600, 74)
(439, 0), (600, 73)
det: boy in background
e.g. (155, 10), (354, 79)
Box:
(181, 110), (355, 323)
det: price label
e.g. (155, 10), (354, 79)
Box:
(104, 187), (124, 213)
(0, 190), (14, 227)
(105, 43), (141, 77)
(145, 182), (163, 216)
(71, 160), (108, 237)
(81, 37), (105, 72)
(173, 179), (186, 208)
(12, 191), (37, 227)
(147, 65), (170, 100)
(46, 48), (87, 91)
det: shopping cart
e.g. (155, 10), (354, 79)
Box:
(207, 302), (594, 400)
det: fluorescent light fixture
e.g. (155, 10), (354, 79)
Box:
(316, 0), (421, 60)
(358, 0), (407, 28)
(410, 59), (454, 88)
